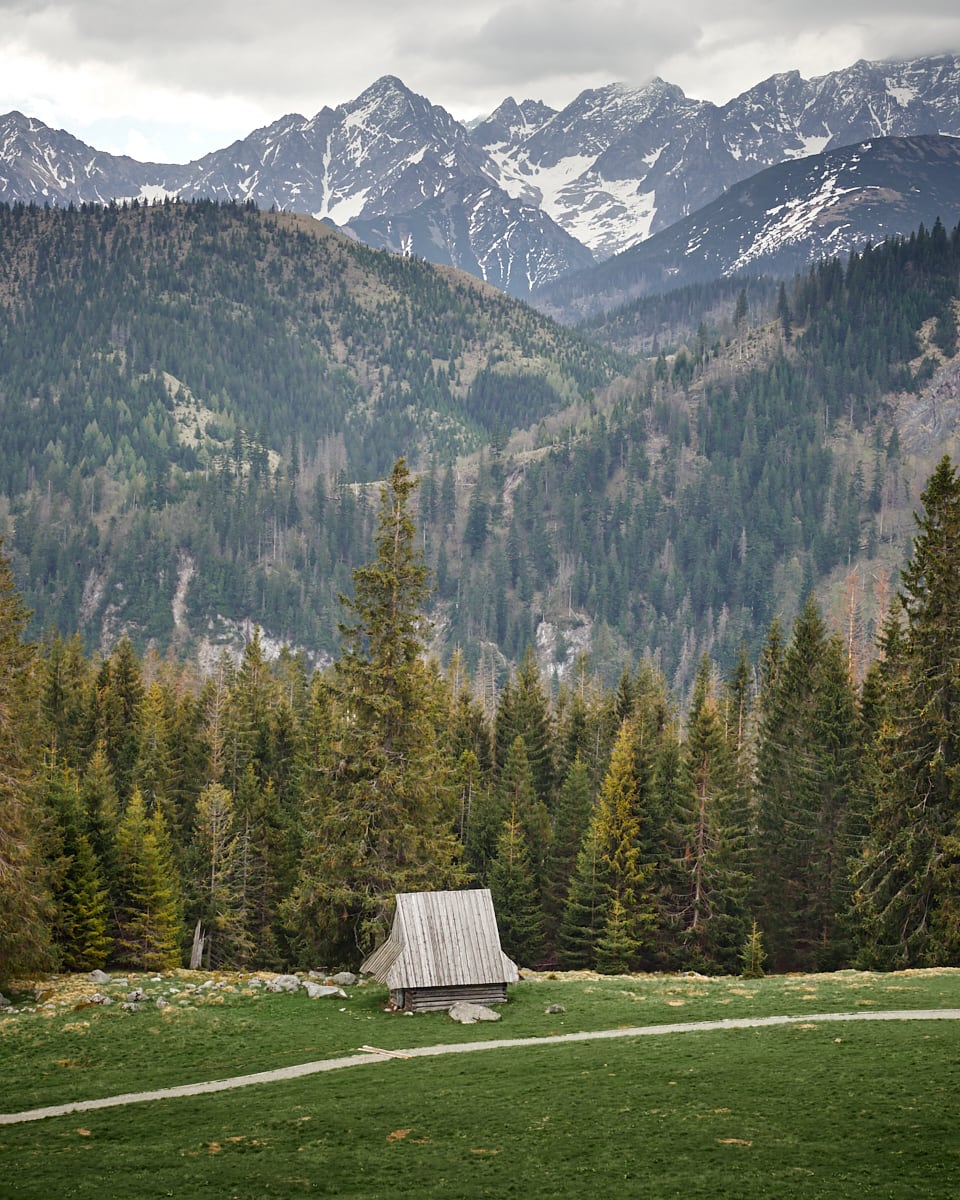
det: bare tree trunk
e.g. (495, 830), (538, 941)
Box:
(189, 918), (205, 970)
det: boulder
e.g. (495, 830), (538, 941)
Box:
(304, 983), (347, 1000)
(545, 1004), (566, 1014)
(90, 993), (113, 1006)
(330, 971), (357, 986)
(266, 974), (302, 993)
(447, 1001), (501, 1025)
(88, 969), (111, 984)
(126, 987), (147, 1002)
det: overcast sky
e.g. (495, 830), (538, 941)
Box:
(2, 1), (959, 163)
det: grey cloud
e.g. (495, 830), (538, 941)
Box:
(399, 2), (698, 88)
(2, 0), (960, 158)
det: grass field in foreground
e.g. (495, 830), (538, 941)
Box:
(2, 1017), (959, 1198)
(1, 967), (959, 1114)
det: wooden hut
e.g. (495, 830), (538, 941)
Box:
(361, 889), (519, 1012)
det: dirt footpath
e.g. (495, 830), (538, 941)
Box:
(3, 1008), (959, 1126)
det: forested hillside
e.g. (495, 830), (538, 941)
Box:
(0, 199), (616, 663)
(3, 456), (959, 981)
(1, 200), (959, 693)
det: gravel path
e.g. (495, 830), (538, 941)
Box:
(3, 1007), (959, 1127)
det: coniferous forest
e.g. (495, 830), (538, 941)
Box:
(1, 200), (958, 695)
(2, 453), (959, 982)
(2, 200), (960, 982)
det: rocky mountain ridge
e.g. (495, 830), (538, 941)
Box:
(2, 55), (960, 296)
(534, 134), (960, 320)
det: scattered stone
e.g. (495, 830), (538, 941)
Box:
(121, 1002), (140, 1012)
(90, 993), (113, 1006)
(179, 1000), (191, 1007)
(330, 971), (357, 987)
(545, 1004), (566, 1014)
(126, 988), (147, 1003)
(266, 974), (301, 993)
(88, 970), (111, 984)
(447, 1001), (501, 1025)
(156, 996), (169, 1010)
(201, 979), (216, 989)
(304, 983), (347, 1000)
(247, 977), (264, 989)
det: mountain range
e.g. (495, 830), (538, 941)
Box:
(535, 134), (960, 321)
(3, 55), (960, 299)
(2, 197), (959, 689)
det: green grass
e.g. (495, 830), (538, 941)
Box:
(2, 1020), (959, 1198)
(1, 969), (959, 1197)
(2, 968), (959, 1114)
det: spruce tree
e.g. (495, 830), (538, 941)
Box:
(60, 833), (112, 971)
(80, 741), (121, 903)
(754, 596), (858, 970)
(596, 895), (641, 974)
(94, 639), (144, 803)
(192, 781), (251, 969)
(497, 734), (550, 889)
(0, 542), (51, 984)
(40, 760), (112, 970)
(114, 788), (183, 970)
(543, 756), (594, 943)
(670, 656), (749, 972)
(557, 822), (608, 969)
(285, 460), (464, 964)
(558, 717), (656, 971)
(234, 764), (287, 968)
(854, 457), (960, 966)
(494, 646), (557, 810)
(489, 814), (545, 967)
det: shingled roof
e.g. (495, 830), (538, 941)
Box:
(362, 889), (519, 992)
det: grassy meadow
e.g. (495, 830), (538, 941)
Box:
(1, 968), (959, 1197)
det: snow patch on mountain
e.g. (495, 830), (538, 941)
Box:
(731, 173), (859, 271)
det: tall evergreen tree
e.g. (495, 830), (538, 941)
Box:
(497, 734), (550, 890)
(39, 760), (112, 971)
(94, 638), (144, 803)
(669, 657), (749, 972)
(114, 788), (183, 970)
(79, 741), (121, 905)
(556, 821), (607, 969)
(854, 457), (960, 966)
(494, 646), (557, 810)
(0, 542), (51, 984)
(543, 756), (594, 944)
(191, 781), (251, 969)
(488, 814), (545, 967)
(558, 717), (656, 970)
(754, 596), (858, 970)
(285, 460), (464, 964)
